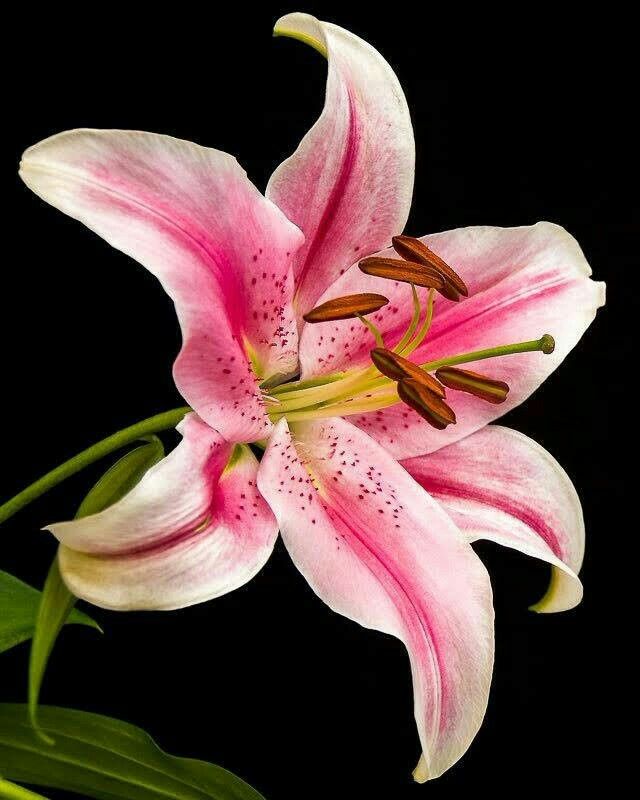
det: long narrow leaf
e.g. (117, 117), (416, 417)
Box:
(0, 571), (96, 655)
(74, 437), (166, 518)
(0, 777), (50, 799)
(28, 557), (80, 741)
(29, 438), (165, 729)
(0, 705), (265, 800)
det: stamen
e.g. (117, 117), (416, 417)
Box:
(267, 367), (372, 413)
(358, 257), (444, 289)
(393, 283), (421, 352)
(397, 379), (457, 430)
(401, 288), (436, 357)
(271, 372), (347, 396)
(435, 367), (509, 404)
(370, 348), (446, 398)
(278, 388), (400, 423)
(356, 313), (385, 348)
(303, 293), (389, 323)
(437, 280), (461, 302)
(392, 235), (469, 297)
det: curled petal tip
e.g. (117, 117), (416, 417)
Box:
(528, 566), (583, 614)
(267, 12), (414, 318)
(412, 754), (430, 783)
(272, 13), (328, 58)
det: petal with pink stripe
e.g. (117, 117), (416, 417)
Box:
(267, 13), (415, 321)
(258, 417), (494, 781)
(20, 129), (305, 442)
(51, 414), (278, 611)
(298, 222), (605, 458)
(402, 425), (584, 612)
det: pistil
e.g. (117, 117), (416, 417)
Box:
(420, 335), (555, 372)
(267, 333), (555, 422)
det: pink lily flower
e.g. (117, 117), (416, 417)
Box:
(19, 12), (604, 782)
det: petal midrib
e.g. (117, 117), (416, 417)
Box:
(320, 488), (443, 751)
(22, 160), (246, 330)
(23, 163), (231, 275)
(422, 478), (563, 558)
(293, 88), (360, 310)
(425, 271), (579, 347)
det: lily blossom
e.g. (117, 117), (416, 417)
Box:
(19, 12), (604, 781)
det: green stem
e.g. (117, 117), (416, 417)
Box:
(0, 407), (191, 525)
(0, 779), (49, 800)
(421, 336), (553, 371)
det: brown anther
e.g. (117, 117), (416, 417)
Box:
(392, 235), (469, 298)
(303, 293), (389, 323)
(437, 281), (461, 302)
(358, 257), (444, 290)
(370, 348), (446, 398)
(435, 367), (509, 404)
(397, 379), (457, 429)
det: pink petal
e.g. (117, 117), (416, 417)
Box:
(298, 222), (605, 458)
(402, 425), (584, 613)
(50, 414), (277, 610)
(20, 130), (305, 442)
(267, 13), (415, 322)
(258, 417), (494, 781)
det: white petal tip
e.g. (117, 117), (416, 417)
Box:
(412, 754), (430, 783)
(272, 13), (327, 57)
(528, 599), (552, 614)
(528, 568), (583, 614)
(528, 597), (581, 614)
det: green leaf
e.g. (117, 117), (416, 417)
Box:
(0, 777), (49, 799)
(75, 436), (165, 518)
(28, 438), (165, 732)
(0, 571), (96, 656)
(27, 558), (86, 741)
(0, 704), (266, 800)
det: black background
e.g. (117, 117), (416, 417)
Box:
(2, 5), (635, 799)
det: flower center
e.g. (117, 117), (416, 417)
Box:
(263, 236), (555, 430)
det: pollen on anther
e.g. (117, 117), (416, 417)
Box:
(303, 293), (390, 323)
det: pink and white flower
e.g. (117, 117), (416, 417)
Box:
(19, 12), (604, 781)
